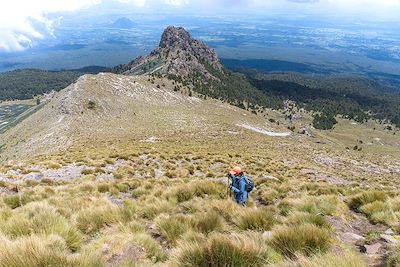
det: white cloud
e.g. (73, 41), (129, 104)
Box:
(165, 0), (189, 6)
(117, 0), (147, 7)
(0, 0), (104, 52)
(1, 0), (400, 52)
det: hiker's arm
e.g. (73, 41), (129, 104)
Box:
(230, 185), (240, 193)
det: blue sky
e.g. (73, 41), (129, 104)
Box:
(1, 0), (400, 52)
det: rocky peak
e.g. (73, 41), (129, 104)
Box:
(115, 26), (223, 78)
(159, 26), (192, 49)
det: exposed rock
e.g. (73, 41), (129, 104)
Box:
(343, 232), (365, 243)
(24, 172), (43, 181)
(258, 175), (280, 182)
(298, 126), (315, 137)
(97, 174), (114, 182)
(102, 243), (112, 254)
(262, 231), (273, 239)
(360, 243), (383, 254)
(114, 26), (223, 79)
(384, 229), (395, 235)
(380, 234), (400, 244)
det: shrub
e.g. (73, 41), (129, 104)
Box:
(234, 208), (276, 231)
(269, 224), (332, 259)
(178, 233), (282, 267)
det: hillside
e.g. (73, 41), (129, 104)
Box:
(0, 26), (399, 267)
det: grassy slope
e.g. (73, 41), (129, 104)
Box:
(0, 73), (399, 266)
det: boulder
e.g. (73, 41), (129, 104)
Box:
(360, 243), (383, 254)
(380, 234), (400, 244)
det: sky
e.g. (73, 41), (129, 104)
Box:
(1, 0), (400, 52)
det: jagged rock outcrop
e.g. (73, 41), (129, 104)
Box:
(114, 26), (223, 79)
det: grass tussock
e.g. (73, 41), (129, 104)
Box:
(177, 233), (282, 267)
(192, 210), (224, 234)
(0, 234), (104, 267)
(156, 214), (192, 245)
(286, 212), (331, 229)
(282, 251), (366, 267)
(0, 202), (82, 251)
(348, 190), (388, 211)
(168, 180), (225, 203)
(388, 244), (400, 267)
(234, 207), (276, 231)
(75, 203), (121, 234)
(269, 224), (332, 259)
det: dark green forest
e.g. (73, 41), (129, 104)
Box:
(1, 63), (399, 130)
(0, 67), (109, 101)
(246, 75), (400, 129)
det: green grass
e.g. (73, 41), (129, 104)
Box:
(233, 207), (276, 231)
(269, 224), (332, 259)
(177, 233), (282, 267)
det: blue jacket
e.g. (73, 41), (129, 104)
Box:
(231, 174), (248, 205)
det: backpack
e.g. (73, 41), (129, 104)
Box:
(244, 176), (254, 192)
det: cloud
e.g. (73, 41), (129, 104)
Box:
(164, 0), (189, 6)
(1, 0), (400, 52)
(0, 0), (104, 52)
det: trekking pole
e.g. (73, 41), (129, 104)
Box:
(227, 174), (231, 199)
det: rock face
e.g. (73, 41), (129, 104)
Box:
(114, 26), (223, 79)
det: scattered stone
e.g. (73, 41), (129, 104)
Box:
(6, 170), (20, 176)
(24, 172), (43, 181)
(384, 229), (395, 235)
(102, 243), (111, 254)
(97, 174), (114, 182)
(380, 234), (400, 244)
(360, 243), (383, 254)
(154, 168), (164, 179)
(107, 195), (124, 207)
(262, 231), (273, 239)
(343, 232), (365, 243)
(258, 175), (279, 181)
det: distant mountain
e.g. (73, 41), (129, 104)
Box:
(110, 17), (136, 29)
(114, 26), (222, 78)
(113, 26), (270, 109)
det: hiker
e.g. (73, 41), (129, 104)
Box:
(228, 167), (253, 205)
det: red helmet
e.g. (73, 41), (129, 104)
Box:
(230, 166), (242, 176)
